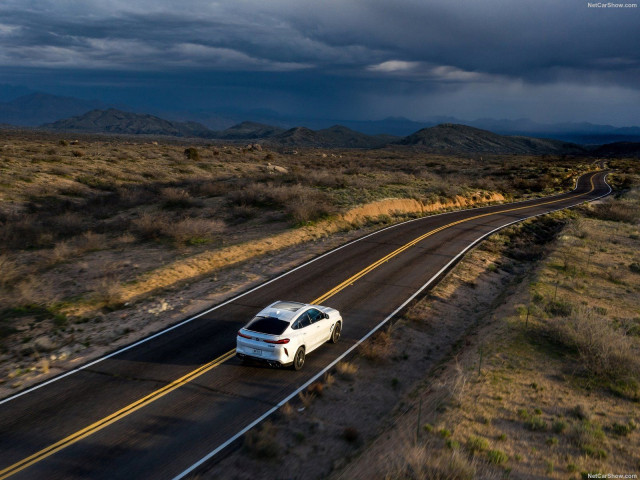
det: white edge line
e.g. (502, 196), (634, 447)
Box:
(171, 173), (611, 480)
(0, 171), (601, 406)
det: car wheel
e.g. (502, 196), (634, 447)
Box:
(293, 347), (305, 371)
(330, 322), (342, 344)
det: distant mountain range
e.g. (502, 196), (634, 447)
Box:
(42, 108), (212, 137)
(398, 123), (585, 154)
(0, 87), (639, 154)
(42, 108), (594, 154)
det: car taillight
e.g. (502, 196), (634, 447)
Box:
(263, 338), (290, 344)
(237, 331), (252, 339)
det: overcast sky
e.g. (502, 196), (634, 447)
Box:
(0, 0), (639, 125)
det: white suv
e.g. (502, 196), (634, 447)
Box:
(236, 301), (342, 370)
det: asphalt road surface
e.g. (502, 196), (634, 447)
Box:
(0, 171), (611, 480)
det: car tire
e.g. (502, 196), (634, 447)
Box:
(292, 347), (305, 371)
(329, 322), (342, 344)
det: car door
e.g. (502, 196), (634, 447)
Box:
(306, 308), (328, 350)
(291, 311), (312, 350)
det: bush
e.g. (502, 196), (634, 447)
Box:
(183, 147), (200, 161)
(590, 202), (639, 224)
(335, 361), (358, 380)
(466, 435), (489, 453)
(359, 328), (392, 361)
(545, 307), (640, 385)
(525, 416), (548, 432)
(168, 218), (225, 246)
(486, 449), (508, 465)
(545, 300), (572, 317)
(244, 421), (279, 459)
(160, 187), (194, 209)
(552, 419), (568, 434)
(571, 420), (607, 457)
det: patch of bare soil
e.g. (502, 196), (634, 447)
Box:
(196, 213), (554, 480)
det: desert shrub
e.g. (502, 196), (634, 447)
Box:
(76, 175), (116, 191)
(71, 149), (84, 157)
(384, 446), (475, 480)
(335, 361), (358, 380)
(228, 183), (335, 224)
(570, 420), (607, 457)
(92, 275), (124, 310)
(545, 300), (572, 317)
(486, 450), (508, 465)
(525, 416), (547, 432)
(466, 435), (489, 453)
(168, 217), (225, 246)
(359, 328), (392, 361)
(611, 420), (637, 436)
(160, 187), (194, 209)
(629, 262), (640, 274)
(552, 419), (568, 434)
(287, 196), (334, 225)
(545, 307), (640, 383)
(244, 421), (279, 459)
(569, 404), (590, 421)
(132, 212), (170, 240)
(47, 212), (86, 237)
(183, 147), (200, 161)
(589, 201), (639, 224)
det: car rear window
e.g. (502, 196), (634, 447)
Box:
(245, 316), (289, 335)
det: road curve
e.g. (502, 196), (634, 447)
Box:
(0, 171), (611, 480)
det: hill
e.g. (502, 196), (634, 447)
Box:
(267, 125), (394, 148)
(42, 108), (214, 137)
(591, 141), (640, 158)
(216, 121), (285, 139)
(397, 123), (585, 154)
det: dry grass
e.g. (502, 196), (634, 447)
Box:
(335, 361), (358, 380)
(92, 275), (124, 310)
(0, 254), (22, 288)
(383, 439), (478, 480)
(359, 328), (393, 361)
(544, 306), (640, 385)
(298, 391), (316, 409)
(244, 421), (280, 459)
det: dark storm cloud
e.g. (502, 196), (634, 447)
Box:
(0, 0), (638, 123)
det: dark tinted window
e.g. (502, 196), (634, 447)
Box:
(307, 308), (323, 324)
(292, 312), (312, 330)
(245, 316), (289, 335)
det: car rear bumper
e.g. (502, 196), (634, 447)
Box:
(236, 352), (293, 368)
(236, 340), (291, 365)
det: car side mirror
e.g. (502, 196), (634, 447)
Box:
(324, 313), (330, 319)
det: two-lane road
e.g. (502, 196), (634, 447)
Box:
(0, 171), (611, 479)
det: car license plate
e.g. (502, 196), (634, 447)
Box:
(251, 348), (262, 356)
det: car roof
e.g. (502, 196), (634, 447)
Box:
(258, 301), (309, 322)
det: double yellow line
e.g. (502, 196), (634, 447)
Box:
(0, 173), (599, 479)
(0, 350), (235, 479)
